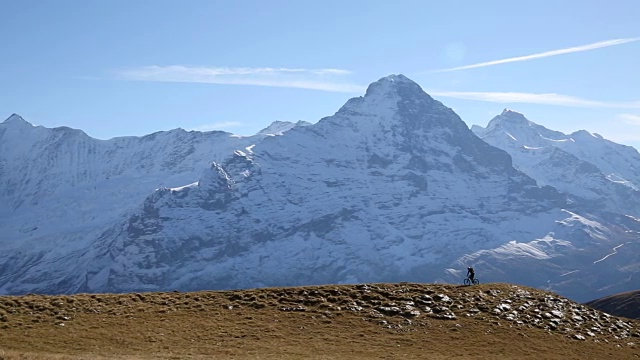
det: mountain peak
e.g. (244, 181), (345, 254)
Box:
(336, 74), (437, 118)
(363, 74), (423, 98)
(2, 113), (32, 126)
(501, 108), (523, 116)
(473, 109), (533, 139)
(486, 109), (530, 131)
(257, 121), (300, 136)
(571, 129), (600, 138)
(380, 73), (413, 83)
(499, 109), (527, 121)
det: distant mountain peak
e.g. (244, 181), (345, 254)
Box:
(335, 74), (439, 120)
(481, 109), (530, 135)
(2, 113), (32, 127)
(497, 109), (528, 123)
(501, 108), (521, 116)
(570, 129), (603, 140)
(257, 120), (310, 136)
(363, 74), (423, 98)
(379, 73), (413, 84)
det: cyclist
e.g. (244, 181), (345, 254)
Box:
(467, 266), (476, 283)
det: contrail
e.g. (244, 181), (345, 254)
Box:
(433, 37), (640, 72)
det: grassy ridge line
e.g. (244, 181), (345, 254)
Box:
(0, 283), (638, 359)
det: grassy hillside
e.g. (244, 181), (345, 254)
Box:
(0, 283), (638, 359)
(586, 289), (640, 320)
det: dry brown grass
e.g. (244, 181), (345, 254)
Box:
(0, 283), (638, 359)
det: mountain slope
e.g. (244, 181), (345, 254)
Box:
(586, 289), (640, 319)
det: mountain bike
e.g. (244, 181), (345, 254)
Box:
(464, 277), (480, 285)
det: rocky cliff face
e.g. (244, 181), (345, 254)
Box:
(0, 114), (300, 293)
(1, 76), (639, 302)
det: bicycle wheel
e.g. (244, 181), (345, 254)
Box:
(473, 278), (480, 285)
(463, 278), (471, 285)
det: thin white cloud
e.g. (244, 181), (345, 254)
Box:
(114, 66), (364, 93)
(429, 90), (640, 109)
(432, 37), (640, 72)
(191, 122), (243, 132)
(619, 113), (640, 125)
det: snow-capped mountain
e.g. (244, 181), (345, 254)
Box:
(1, 75), (639, 302)
(471, 109), (640, 216)
(0, 115), (302, 291)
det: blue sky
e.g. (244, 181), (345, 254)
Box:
(2, 0), (640, 148)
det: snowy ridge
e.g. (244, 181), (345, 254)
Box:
(0, 117), (308, 292)
(472, 109), (640, 216)
(256, 120), (312, 136)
